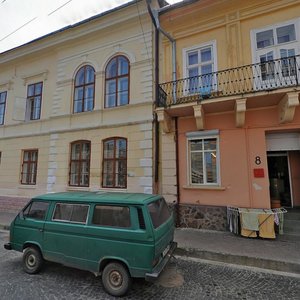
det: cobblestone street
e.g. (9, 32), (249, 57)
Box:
(0, 230), (299, 300)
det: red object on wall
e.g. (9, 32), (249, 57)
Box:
(254, 168), (264, 178)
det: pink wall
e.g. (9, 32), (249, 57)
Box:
(177, 104), (300, 209)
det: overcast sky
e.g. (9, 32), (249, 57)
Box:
(0, 0), (182, 54)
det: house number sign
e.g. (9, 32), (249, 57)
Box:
(255, 156), (261, 165)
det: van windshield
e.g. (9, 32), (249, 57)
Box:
(147, 197), (171, 229)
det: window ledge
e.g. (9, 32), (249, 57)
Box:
(18, 185), (37, 189)
(67, 186), (90, 192)
(183, 185), (226, 191)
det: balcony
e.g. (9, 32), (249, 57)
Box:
(158, 55), (300, 108)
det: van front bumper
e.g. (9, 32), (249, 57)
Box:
(4, 243), (12, 250)
(145, 241), (177, 281)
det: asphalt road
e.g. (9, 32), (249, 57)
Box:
(0, 230), (299, 300)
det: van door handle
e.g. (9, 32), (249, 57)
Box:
(39, 228), (43, 232)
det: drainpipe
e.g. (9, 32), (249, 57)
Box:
(146, 1), (177, 83)
(147, 1), (160, 191)
(147, 1), (180, 224)
(175, 117), (181, 227)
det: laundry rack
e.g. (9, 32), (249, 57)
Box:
(227, 206), (287, 238)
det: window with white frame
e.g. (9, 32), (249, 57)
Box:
(252, 19), (299, 85)
(187, 132), (219, 185)
(183, 41), (217, 96)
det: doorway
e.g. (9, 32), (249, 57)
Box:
(267, 152), (292, 207)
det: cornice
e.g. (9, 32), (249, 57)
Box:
(0, 3), (149, 65)
(161, 0), (298, 40)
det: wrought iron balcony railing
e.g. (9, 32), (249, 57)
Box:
(158, 55), (300, 107)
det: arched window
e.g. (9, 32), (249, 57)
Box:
(73, 65), (95, 113)
(105, 56), (129, 108)
(69, 140), (91, 187)
(102, 137), (127, 188)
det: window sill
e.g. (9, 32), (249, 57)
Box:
(183, 185), (226, 191)
(67, 186), (90, 192)
(18, 185), (37, 189)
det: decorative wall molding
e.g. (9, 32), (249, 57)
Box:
(21, 70), (49, 86)
(193, 104), (205, 130)
(235, 98), (247, 128)
(278, 92), (299, 124)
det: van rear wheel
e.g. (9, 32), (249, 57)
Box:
(23, 246), (43, 274)
(102, 262), (131, 297)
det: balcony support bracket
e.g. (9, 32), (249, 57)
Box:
(156, 109), (172, 133)
(235, 98), (247, 128)
(193, 104), (205, 130)
(278, 92), (299, 124)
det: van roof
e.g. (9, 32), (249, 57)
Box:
(32, 191), (161, 205)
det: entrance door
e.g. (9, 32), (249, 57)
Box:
(267, 152), (292, 207)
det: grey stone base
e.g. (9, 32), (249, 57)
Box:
(174, 204), (227, 231)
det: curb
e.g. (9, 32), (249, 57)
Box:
(174, 247), (300, 275)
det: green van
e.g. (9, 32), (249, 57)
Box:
(4, 192), (176, 297)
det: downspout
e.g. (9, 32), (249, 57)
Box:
(146, 2), (160, 189)
(147, 1), (180, 225)
(175, 117), (180, 227)
(146, 1), (177, 83)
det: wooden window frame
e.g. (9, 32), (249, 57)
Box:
(69, 140), (91, 187)
(73, 65), (95, 113)
(104, 55), (130, 108)
(21, 149), (38, 185)
(27, 82), (43, 120)
(102, 137), (127, 188)
(0, 91), (7, 125)
(187, 134), (220, 186)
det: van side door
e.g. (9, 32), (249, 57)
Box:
(12, 200), (49, 251)
(42, 202), (90, 269)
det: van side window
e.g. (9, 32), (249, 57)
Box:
(53, 203), (89, 224)
(23, 201), (49, 220)
(92, 205), (131, 228)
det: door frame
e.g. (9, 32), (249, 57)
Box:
(267, 151), (294, 207)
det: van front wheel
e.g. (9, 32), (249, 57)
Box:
(23, 247), (43, 274)
(102, 262), (132, 297)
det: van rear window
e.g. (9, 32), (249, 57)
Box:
(53, 203), (89, 224)
(92, 205), (131, 228)
(147, 198), (171, 229)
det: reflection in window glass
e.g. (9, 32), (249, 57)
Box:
(92, 205), (130, 228)
(147, 198), (170, 229)
(102, 138), (127, 188)
(189, 137), (218, 185)
(256, 30), (274, 49)
(69, 141), (90, 187)
(24, 201), (49, 220)
(277, 24), (296, 44)
(74, 65), (95, 113)
(53, 203), (89, 223)
(105, 56), (129, 107)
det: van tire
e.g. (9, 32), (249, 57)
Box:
(102, 262), (132, 297)
(23, 247), (43, 274)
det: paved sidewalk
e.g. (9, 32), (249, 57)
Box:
(1, 211), (299, 275)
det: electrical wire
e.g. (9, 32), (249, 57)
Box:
(0, 17), (37, 42)
(135, 0), (151, 62)
(48, 0), (73, 16)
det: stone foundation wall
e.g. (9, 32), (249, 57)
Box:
(174, 204), (227, 231)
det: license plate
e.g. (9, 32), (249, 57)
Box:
(162, 244), (170, 257)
